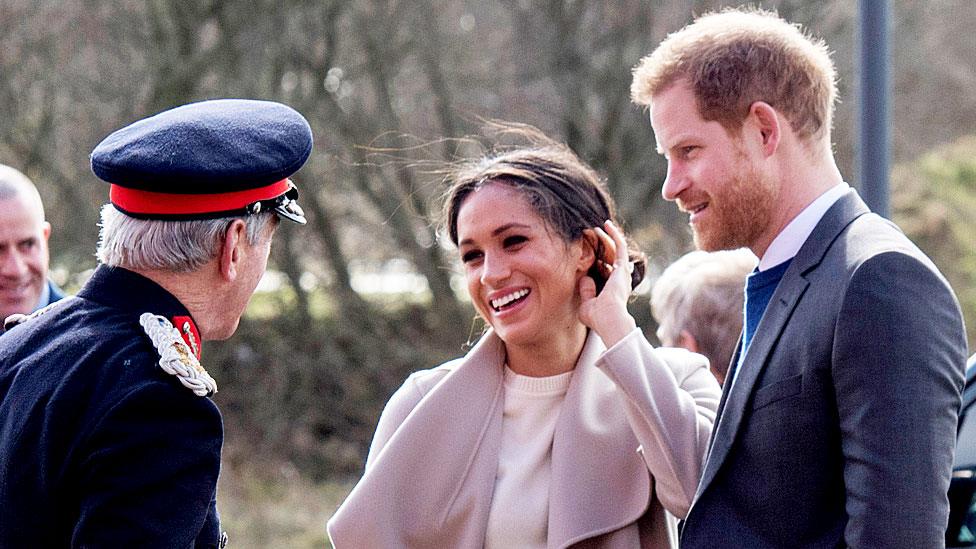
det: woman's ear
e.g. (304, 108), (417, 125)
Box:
(579, 229), (600, 272)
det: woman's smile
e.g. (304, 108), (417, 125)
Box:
(489, 288), (530, 312)
(456, 183), (586, 348)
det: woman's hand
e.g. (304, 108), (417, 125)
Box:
(579, 220), (637, 348)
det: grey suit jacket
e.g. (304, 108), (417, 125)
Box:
(680, 191), (967, 548)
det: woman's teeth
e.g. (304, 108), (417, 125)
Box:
(491, 289), (529, 311)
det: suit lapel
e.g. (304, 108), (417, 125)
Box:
(693, 191), (871, 501)
(694, 265), (810, 496)
(548, 331), (651, 548)
(705, 336), (742, 455)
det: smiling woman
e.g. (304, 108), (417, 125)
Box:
(327, 126), (722, 549)
(455, 183), (600, 368)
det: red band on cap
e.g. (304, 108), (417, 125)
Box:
(110, 179), (290, 216)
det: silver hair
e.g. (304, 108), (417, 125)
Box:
(651, 249), (757, 374)
(96, 205), (275, 272)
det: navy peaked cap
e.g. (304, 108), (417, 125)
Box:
(90, 99), (313, 223)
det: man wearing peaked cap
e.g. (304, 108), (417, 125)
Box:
(0, 99), (312, 548)
(91, 98), (311, 224)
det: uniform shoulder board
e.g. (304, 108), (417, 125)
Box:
(3, 299), (69, 331)
(3, 314), (28, 331)
(139, 313), (218, 397)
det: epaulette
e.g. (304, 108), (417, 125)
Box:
(2, 299), (68, 331)
(139, 313), (217, 397)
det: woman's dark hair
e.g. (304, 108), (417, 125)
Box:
(441, 125), (646, 292)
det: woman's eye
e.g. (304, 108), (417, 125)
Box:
(503, 235), (527, 247)
(461, 250), (482, 263)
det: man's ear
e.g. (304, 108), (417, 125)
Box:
(42, 221), (51, 241)
(747, 101), (781, 157)
(219, 219), (248, 282)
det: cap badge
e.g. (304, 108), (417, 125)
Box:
(139, 313), (217, 397)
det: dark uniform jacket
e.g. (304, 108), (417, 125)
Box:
(0, 265), (223, 548)
(0, 279), (64, 335)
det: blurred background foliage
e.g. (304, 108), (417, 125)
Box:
(2, 0), (975, 546)
(892, 135), (976, 340)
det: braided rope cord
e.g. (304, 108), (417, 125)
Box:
(139, 313), (217, 397)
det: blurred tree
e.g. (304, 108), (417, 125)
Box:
(892, 135), (976, 350)
(499, 0), (679, 256)
(2, 0), (975, 477)
(891, 1), (976, 161)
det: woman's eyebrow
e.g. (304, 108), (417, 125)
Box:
(459, 222), (532, 246)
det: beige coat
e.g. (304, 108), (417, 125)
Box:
(328, 329), (720, 548)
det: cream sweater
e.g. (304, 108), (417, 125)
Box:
(484, 367), (574, 549)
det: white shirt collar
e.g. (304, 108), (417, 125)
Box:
(758, 183), (852, 271)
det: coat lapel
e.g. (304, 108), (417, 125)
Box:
(332, 331), (507, 547)
(693, 191), (871, 501)
(548, 331), (651, 548)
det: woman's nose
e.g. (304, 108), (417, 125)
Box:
(480, 252), (510, 286)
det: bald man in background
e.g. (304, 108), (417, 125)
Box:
(0, 164), (63, 325)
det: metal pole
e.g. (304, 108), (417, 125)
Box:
(856, 0), (891, 218)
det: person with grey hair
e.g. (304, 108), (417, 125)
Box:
(0, 99), (313, 548)
(651, 249), (756, 386)
(0, 163), (63, 324)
